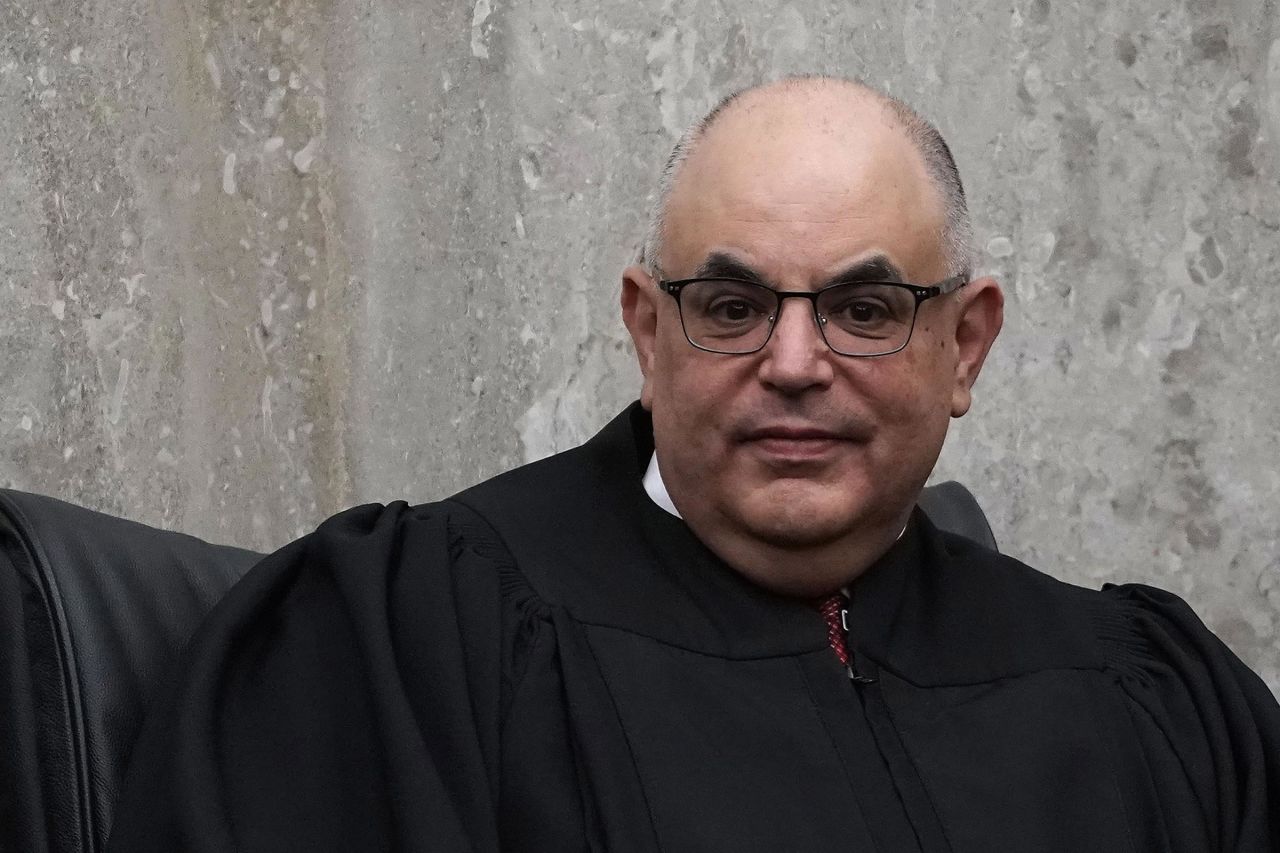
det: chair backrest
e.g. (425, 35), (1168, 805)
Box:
(0, 490), (264, 853)
(0, 481), (994, 853)
(917, 480), (998, 552)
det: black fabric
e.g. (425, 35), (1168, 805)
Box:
(0, 454), (985, 853)
(107, 404), (1280, 852)
(916, 479), (996, 551)
(0, 490), (263, 853)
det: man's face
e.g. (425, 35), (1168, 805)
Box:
(623, 92), (1000, 593)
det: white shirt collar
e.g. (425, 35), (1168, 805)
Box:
(643, 452), (682, 518)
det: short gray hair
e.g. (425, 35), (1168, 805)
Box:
(638, 76), (975, 278)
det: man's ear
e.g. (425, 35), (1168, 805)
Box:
(950, 276), (1004, 418)
(621, 265), (660, 409)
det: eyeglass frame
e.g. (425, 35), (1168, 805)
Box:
(656, 273), (970, 357)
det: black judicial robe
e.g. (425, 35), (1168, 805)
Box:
(108, 404), (1280, 852)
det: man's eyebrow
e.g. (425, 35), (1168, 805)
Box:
(691, 253), (770, 284)
(823, 255), (906, 285)
(687, 252), (907, 287)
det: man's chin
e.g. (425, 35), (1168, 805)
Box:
(734, 498), (865, 551)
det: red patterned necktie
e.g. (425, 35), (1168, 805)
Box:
(817, 594), (850, 668)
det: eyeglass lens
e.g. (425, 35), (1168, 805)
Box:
(677, 279), (917, 356)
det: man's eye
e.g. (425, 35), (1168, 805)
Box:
(708, 299), (763, 322)
(836, 299), (891, 324)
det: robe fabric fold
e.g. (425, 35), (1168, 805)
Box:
(108, 403), (1280, 852)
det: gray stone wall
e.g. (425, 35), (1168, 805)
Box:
(2, 0), (1277, 694)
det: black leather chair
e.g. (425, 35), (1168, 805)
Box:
(0, 483), (995, 853)
(0, 491), (263, 853)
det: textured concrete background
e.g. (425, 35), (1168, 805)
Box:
(1, 0), (1277, 693)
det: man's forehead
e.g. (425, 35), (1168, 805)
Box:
(678, 89), (928, 202)
(660, 91), (947, 281)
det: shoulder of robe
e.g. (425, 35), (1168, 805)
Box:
(935, 529), (1276, 714)
(897, 527), (1273, 696)
(106, 500), (545, 853)
(1092, 583), (1280, 848)
(1092, 581), (1279, 707)
(931, 528), (1101, 609)
(185, 499), (551, 666)
(249, 499), (522, 586)
(1091, 583), (1259, 682)
(919, 527), (1112, 646)
(305, 499), (512, 568)
(924, 528), (1267, 683)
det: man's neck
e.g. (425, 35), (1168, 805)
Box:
(644, 451), (907, 542)
(643, 451), (911, 596)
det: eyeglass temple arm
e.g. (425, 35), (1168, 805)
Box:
(933, 274), (969, 296)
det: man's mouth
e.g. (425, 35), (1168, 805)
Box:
(744, 426), (846, 441)
(738, 426), (853, 461)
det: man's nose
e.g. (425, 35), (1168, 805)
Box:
(757, 298), (835, 393)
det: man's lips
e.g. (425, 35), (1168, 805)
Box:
(741, 426), (848, 441)
(737, 425), (858, 460)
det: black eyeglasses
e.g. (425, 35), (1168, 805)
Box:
(657, 274), (968, 357)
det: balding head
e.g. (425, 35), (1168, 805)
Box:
(640, 77), (973, 279)
(619, 74), (1004, 596)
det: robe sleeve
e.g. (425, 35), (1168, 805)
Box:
(106, 501), (531, 853)
(1099, 583), (1280, 852)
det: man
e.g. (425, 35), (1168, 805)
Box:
(109, 77), (1279, 851)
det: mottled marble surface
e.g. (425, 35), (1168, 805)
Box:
(1, 0), (1276, 694)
